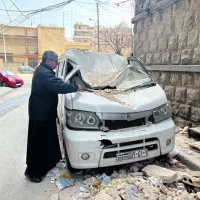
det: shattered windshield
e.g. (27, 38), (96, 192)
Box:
(63, 50), (152, 90)
(110, 67), (152, 90)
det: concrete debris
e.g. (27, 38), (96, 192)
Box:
(83, 177), (96, 186)
(176, 126), (189, 134)
(197, 192), (200, 200)
(50, 159), (200, 200)
(195, 187), (200, 192)
(110, 171), (118, 179)
(128, 172), (143, 177)
(142, 165), (178, 183)
(182, 126), (189, 133)
(189, 171), (200, 178)
(82, 193), (90, 199)
(71, 166), (200, 200)
(130, 165), (139, 172)
(80, 186), (86, 192)
(50, 194), (59, 200)
(182, 175), (200, 187)
(94, 90), (126, 105)
(176, 126), (183, 134)
(189, 142), (200, 153)
(95, 193), (113, 200)
(188, 151), (193, 155)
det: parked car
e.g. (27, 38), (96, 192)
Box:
(0, 70), (24, 87)
(57, 50), (175, 170)
(18, 65), (34, 74)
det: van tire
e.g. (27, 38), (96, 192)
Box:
(63, 141), (76, 173)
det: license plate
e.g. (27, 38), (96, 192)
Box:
(116, 149), (148, 161)
(16, 83), (21, 86)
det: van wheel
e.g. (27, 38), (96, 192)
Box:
(63, 141), (76, 173)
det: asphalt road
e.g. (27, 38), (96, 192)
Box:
(0, 80), (59, 200)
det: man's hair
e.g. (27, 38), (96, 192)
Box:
(42, 50), (58, 63)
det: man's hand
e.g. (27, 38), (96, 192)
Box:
(77, 84), (82, 91)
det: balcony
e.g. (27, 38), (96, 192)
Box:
(74, 28), (94, 32)
(73, 35), (94, 39)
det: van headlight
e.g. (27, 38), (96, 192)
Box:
(153, 103), (172, 123)
(66, 109), (100, 130)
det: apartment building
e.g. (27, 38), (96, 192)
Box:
(65, 40), (90, 51)
(0, 25), (65, 68)
(73, 23), (95, 50)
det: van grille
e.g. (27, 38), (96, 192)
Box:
(104, 116), (153, 130)
(103, 137), (158, 159)
(105, 118), (145, 130)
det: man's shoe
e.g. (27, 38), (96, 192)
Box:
(24, 172), (42, 183)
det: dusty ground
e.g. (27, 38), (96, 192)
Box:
(175, 131), (196, 151)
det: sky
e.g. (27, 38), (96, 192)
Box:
(0, 0), (134, 39)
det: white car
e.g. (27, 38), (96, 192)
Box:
(57, 50), (175, 170)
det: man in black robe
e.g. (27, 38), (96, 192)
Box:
(25, 50), (81, 183)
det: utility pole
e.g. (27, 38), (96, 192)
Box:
(97, 3), (100, 52)
(63, 12), (65, 28)
(2, 25), (7, 66)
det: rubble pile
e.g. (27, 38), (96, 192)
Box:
(94, 89), (126, 105)
(46, 155), (200, 200)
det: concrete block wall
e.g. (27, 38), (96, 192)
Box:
(133, 0), (200, 66)
(147, 66), (200, 127)
(133, 0), (200, 126)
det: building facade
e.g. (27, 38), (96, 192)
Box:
(73, 22), (132, 57)
(0, 25), (65, 68)
(65, 40), (90, 51)
(73, 23), (95, 50)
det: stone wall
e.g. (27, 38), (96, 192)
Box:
(133, 0), (200, 65)
(132, 0), (200, 126)
(146, 66), (200, 127)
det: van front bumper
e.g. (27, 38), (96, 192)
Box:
(63, 118), (175, 169)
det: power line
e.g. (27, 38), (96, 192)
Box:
(115, 0), (130, 6)
(1, 0), (75, 37)
(97, 2), (100, 52)
(0, 6), (67, 39)
(2, 0), (12, 22)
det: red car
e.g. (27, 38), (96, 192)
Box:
(0, 70), (24, 87)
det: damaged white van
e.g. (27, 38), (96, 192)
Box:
(57, 50), (175, 170)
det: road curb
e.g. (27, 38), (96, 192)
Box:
(175, 148), (200, 171)
(0, 88), (13, 99)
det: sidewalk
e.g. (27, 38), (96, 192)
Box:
(0, 87), (13, 98)
(175, 128), (200, 170)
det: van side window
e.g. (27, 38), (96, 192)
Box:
(66, 62), (73, 75)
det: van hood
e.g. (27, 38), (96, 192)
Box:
(71, 85), (167, 113)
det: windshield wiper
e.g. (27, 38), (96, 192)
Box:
(130, 66), (153, 82)
(125, 81), (156, 92)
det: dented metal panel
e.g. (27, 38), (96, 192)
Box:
(61, 49), (128, 87)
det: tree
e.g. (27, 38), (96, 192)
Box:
(99, 22), (132, 56)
